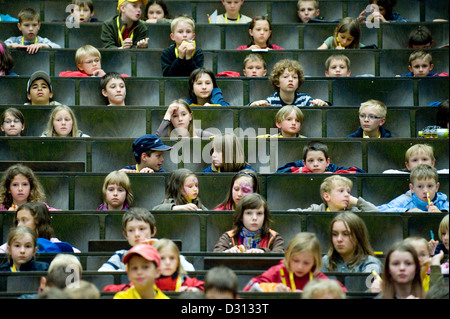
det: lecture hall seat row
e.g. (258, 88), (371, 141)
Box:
(7, 47), (450, 78)
(0, 105), (444, 139)
(1, 0), (448, 24)
(1, 20), (449, 51)
(0, 75), (448, 106)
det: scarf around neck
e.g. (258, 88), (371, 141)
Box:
(239, 227), (262, 249)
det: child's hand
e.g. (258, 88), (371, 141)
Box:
(139, 167), (155, 173)
(430, 250), (445, 266)
(164, 104), (178, 120)
(245, 248), (264, 254)
(357, 9), (367, 23)
(427, 202), (441, 213)
(274, 283), (291, 292)
(26, 43), (48, 54)
(173, 203), (199, 211)
(137, 37), (149, 48)
(347, 195), (359, 208)
(145, 18), (158, 23)
(335, 45), (346, 50)
(310, 99), (328, 106)
(370, 277), (382, 293)
(120, 38), (133, 49)
(428, 239), (439, 255)
(93, 69), (106, 77)
(247, 45), (262, 50)
(224, 246), (243, 253)
(184, 42), (196, 59)
(250, 100), (270, 106)
(407, 208), (425, 212)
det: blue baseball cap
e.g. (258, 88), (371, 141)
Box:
(132, 134), (172, 157)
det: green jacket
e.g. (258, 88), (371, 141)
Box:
(101, 15), (148, 48)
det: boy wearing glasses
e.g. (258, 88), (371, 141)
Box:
(346, 99), (392, 138)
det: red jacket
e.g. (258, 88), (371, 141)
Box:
(156, 275), (204, 291)
(59, 70), (130, 77)
(243, 260), (347, 292)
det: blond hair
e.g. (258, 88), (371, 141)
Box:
(275, 105), (304, 125)
(405, 144), (435, 163)
(438, 215), (448, 242)
(42, 105), (83, 137)
(325, 54), (350, 70)
(243, 53), (267, 69)
(409, 50), (433, 65)
(153, 238), (186, 275)
(301, 279), (346, 299)
(297, 0), (319, 10)
(359, 99), (387, 118)
(102, 171), (134, 208)
(170, 14), (195, 33)
(210, 133), (247, 172)
(409, 164), (439, 184)
(75, 45), (101, 65)
(284, 232), (322, 275)
(320, 175), (353, 204)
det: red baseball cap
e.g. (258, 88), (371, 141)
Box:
(123, 244), (160, 267)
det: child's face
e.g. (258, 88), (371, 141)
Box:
(193, 73), (214, 103)
(127, 256), (160, 290)
(211, 146), (223, 168)
(171, 103), (192, 130)
(409, 240), (430, 268)
(405, 151), (435, 171)
(142, 151), (165, 171)
(27, 79), (53, 105)
(336, 32), (354, 48)
(72, 4), (94, 23)
(77, 54), (102, 76)
(102, 78), (126, 106)
(388, 250), (416, 285)
(120, 1), (143, 21)
(222, 0), (244, 18)
(324, 184), (351, 211)
(359, 106), (385, 135)
(243, 60), (267, 77)
(442, 229), (449, 250)
(124, 219), (153, 246)
(158, 246), (178, 277)
(297, 1), (320, 23)
(106, 183), (127, 210)
(9, 174), (31, 206)
(249, 20), (271, 47)
(232, 176), (254, 207)
(170, 21), (195, 47)
(289, 251), (315, 278)
(332, 221), (355, 259)
(53, 110), (73, 137)
(1, 113), (24, 136)
(409, 178), (439, 204)
(16, 208), (36, 231)
(18, 19), (40, 41)
(182, 175), (199, 203)
(276, 110), (301, 137)
(326, 59), (351, 77)
(408, 58), (434, 77)
(242, 205), (265, 232)
(147, 3), (165, 20)
(8, 234), (36, 268)
(303, 150), (330, 173)
(277, 68), (299, 94)
(206, 288), (235, 299)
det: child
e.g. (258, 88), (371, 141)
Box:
(161, 15), (204, 77)
(1, 107), (25, 136)
(153, 168), (207, 211)
(378, 241), (424, 299)
(144, 0), (171, 23)
(325, 54), (351, 77)
(276, 141), (366, 174)
(41, 105), (90, 137)
(398, 50), (440, 77)
(243, 232), (347, 292)
(301, 279), (346, 299)
(297, 0), (321, 23)
(249, 59), (329, 107)
(68, 0), (99, 24)
(99, 208), (193, 272)
(101, 72), (127, 106)
(154, 239), (204, 292)
(275, 105), (305, 138)
(4, 8), (61, 54)
(236, 16), (284, 50)
(322, 212), (382, 273)
(101, 0), (149, 49)
(120, 134), (173, 173)
(358, 0), (409, 24)
(317, 17), (363, 50)
(185, 67), (230, 106)
(434, 215), (449, 274)
(0, 226), (49, 272)
(204, 266), (238, 299)
(97, 171), (134, 211)
(113, 244), (169, 299)
(203, 133), (257, 173)
(59, 45), (106, 77)
(407, 26), (434, 49)
(25, 71), (61, 106)
(216, 0), (252, 24)
(242, 53), (267, 77)
(290, 175), (379, 212)
(0, 164), (55, 211)
(156, 99), (214, 138)
(383, 143), (448, 174)
(346, 99), (392, 138)
(0, 202), (79, 253)
(215, 169), (260, 210)
(0, 40), (17, 76)
(214, 193), (284, 253)
(377, 164), (449, 213)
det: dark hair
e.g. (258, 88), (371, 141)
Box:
(162, 168), (203, 207)
(369, 0), (395, 19)
(144, 0), (170, 19)
(407, 26), (433, 48)
(0, 40), (14, 74)
(204, 266), (238, 297)
(188, 67), (218, 104)
(15, 201), (55, 239)
(247, 16), (274, 48)
(122, 207), (156, 235)
(302, 141), (329, 161)
(231, 193), (272, 238)
(100, 72), (125, 90)
(215, 169), (260, 210)
(436, 99), (449, 129)
(72, 0), (94, 11)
